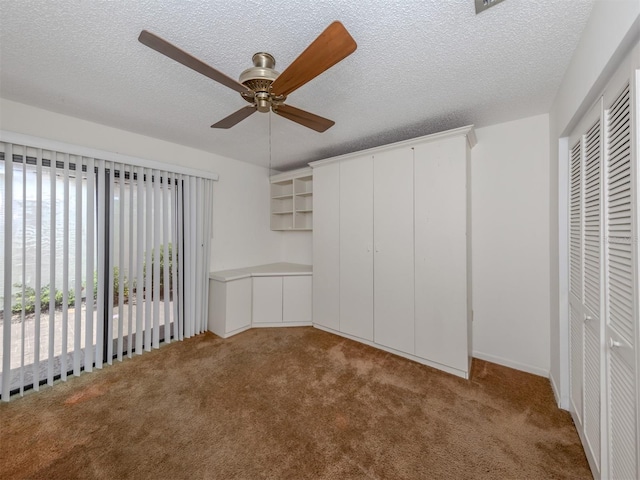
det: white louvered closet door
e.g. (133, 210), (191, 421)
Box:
(568, 97), (604, 476)
(604, 74), (638, 480)
(566, 44), (639, 480)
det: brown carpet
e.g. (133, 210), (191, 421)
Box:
(0, 327), (590, 480)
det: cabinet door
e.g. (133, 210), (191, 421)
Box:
(283, 276), (312, 323)
(340, 155), (374, 341)
(373, 148), (414, 354)
(312, 163), (340, 330)
(226, 278), (253, 333)
(414, 137), (469, 372)
(252, 276), (283, 324)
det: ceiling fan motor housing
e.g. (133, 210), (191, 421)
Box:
(239, 52), (281, 112)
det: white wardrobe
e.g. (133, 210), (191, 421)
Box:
(311, 126), (475, 379)
(568, 45), (639, 480)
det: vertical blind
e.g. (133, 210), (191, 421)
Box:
(0, 140), (214, 400)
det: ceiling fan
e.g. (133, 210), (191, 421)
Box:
(138, 21), (357, 133)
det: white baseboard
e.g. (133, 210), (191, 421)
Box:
(472, 351), (549, 378)
(314, 324), (469, 379)
(252, 322), (312, 328)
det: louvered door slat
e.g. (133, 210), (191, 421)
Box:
(608, 121), (630, 147)
(608, 151), (631, 172)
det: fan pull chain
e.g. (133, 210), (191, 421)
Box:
(268, 110), (272, 176)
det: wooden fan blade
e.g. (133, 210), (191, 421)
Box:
(139, 30), (249, 93)
(211, 105), (257, 128)
(270, 21), (357, 97)
(274, 104), (335, 132)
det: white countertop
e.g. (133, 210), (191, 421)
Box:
(209, 262), (312, 282)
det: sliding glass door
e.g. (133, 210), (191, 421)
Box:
(1, 152), (179, 395)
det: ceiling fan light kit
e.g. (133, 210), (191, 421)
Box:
(138, 21), (357, 132)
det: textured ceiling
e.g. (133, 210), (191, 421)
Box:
(0, 0), (594, 171)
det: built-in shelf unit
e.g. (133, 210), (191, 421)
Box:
(270, 167), (313, 231)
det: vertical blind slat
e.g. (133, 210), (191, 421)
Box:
(203, 180), (213, 333)
(117, 163), (125, 361)
(61, 153), (70, 381)
(96, 161), (106, 368)
(107, 162), (115, 364)
(183, 177), (191, 338)
(48, 151), (57, 386)
(85, 157), (95, 372)
(73, 156), (83, 376)
(196, 180), (202, 333)
(171, 174), (180, 341)
(2, 144), (13, 401)
(177, 175), (184, 341)
(144, 168), (152, 351)
(20, 147), (27, 395)
(162, 173), (170, 343)
(127, 164), (134, 358)
(191, 177), (198, 335)
(33, 149), (42, 391)
(153, 170), (160, 348)
(135, 166), (144, 355)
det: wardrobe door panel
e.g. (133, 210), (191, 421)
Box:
(340, 155), (374, 341)
(373, 148), (414, 354)
(414, 138), (469, 373)
(312, 163), (341, 331)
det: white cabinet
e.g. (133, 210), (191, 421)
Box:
(339, 155), (374, 341)
(270, 167), (313, 231)
(311, 126), (476, 379)
(208, 278), (252, 338)
(253, 275), (313, 325)
(252, 276), (283, 324)
(208, 263), (312, 337)
(312, 163), (340, 331)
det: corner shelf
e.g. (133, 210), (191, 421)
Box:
(270, 167), (313, 231)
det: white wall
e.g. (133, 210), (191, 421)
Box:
(548, 0), (640, 408)
(0, 98), (282, 272)
(281, 231), (313, 265)
(471, 114), (551, 376)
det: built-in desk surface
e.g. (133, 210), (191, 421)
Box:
(209, 262), (312, 282)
